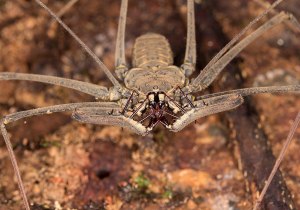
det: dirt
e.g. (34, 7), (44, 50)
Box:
(0, 0), (299, 210)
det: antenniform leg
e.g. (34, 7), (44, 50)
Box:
(171, 94), (244, 132)
(34, 0), (121, 88)
(115, 0), (129, 80)
(181, 0), (196, 77)
(0, 72), (114, 100)
(0, 102), (119, 210)
(189, 0), (300, 92)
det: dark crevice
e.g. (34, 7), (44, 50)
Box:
(96, 169), (111, 180)
(192, 1), (295, 209)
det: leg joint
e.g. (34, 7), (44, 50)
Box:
(115, 65), (128, 80)
(181, 62), (195, 77)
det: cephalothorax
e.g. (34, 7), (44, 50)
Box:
(0, 0), (300, 209)
(115, 33), (188, 132)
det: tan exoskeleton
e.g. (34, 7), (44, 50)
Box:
(0, 0), (299, 209)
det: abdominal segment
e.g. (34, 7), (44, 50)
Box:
(125, 33), (186, 94)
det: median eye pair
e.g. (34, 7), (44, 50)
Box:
(148, 93), (166, 109)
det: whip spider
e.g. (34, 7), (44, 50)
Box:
(0, 0), (299, 209)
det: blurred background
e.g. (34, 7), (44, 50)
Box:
(0, 0), (299, 209)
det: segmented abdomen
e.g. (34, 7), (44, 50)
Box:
(132, 33), (173, 68)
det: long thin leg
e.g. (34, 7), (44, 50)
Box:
(181, 0), (196, 77)
(171, 94), (244, 132)
(0, 72), (110, 99)
(3, 102), (118, 124)
(253, 0), (300, 34)
(115, 0), (129, 80)
(196, 85), (300, 100)
(199, 0), (284, 77)
(34, 0), (121, 88)
(189, 11), (300, 91)
(0, 124), (30, 210)
(56, 0), (79, 18)
(0, 102), (118, 210)
(253, 112), (300, 210)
